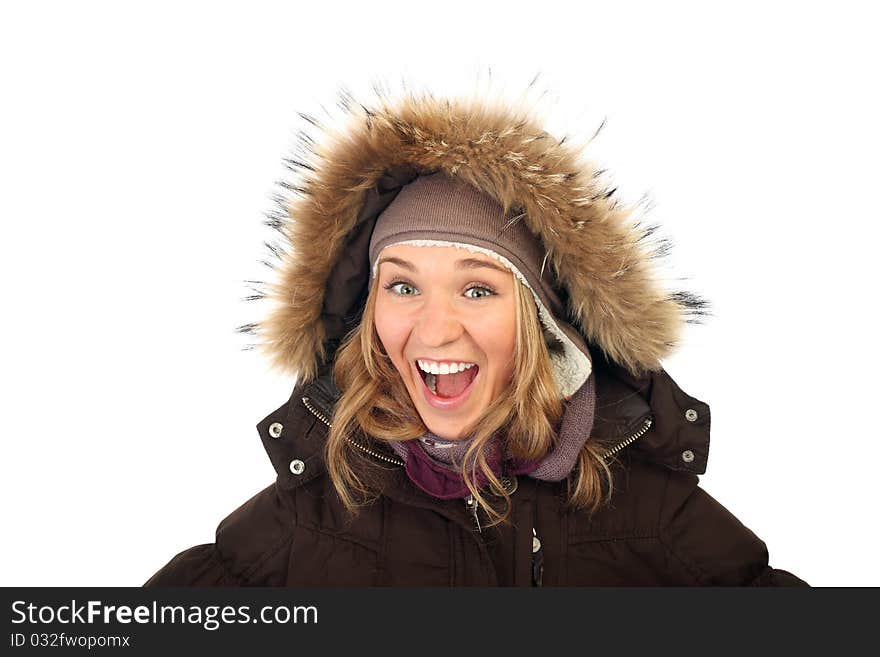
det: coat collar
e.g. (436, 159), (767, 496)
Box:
(256, 350), (711, 501)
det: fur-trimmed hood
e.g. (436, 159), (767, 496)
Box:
(241, 83), (709, 385)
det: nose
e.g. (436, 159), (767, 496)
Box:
(414, 293), (464, 347)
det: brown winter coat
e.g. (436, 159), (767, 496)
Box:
(145, 85), (807, 586)
(145, 355), (805, 586)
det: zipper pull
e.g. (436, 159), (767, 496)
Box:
(532, 527), (544, 587)
(465, 494), (482, 533)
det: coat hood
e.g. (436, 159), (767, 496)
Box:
(242, 82), (709, 384)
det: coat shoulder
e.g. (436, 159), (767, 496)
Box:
(144, 482), (296, 587)
(655, 463), (809, 586)
(574, 455), (808, 586)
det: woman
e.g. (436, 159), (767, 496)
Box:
(145, 87), (807, 586)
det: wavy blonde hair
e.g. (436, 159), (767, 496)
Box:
(326, 273), (615, 527)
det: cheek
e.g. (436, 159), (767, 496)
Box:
(474, 310), (516, 373)
(374, 302), (408, 362)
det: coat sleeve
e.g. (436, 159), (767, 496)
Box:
(657, 470), (809, 586)
(143, 543), (238, 587)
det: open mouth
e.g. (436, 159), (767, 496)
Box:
(415, 362), (480, 399)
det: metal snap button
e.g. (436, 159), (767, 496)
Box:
(268, 422), (284, 439)
(532, 528), (542, 553)
(681, 450), (695, 463)
(490, 475), (518, 496)
(685, 409), (698, 422)
(289, 459), (305, 475)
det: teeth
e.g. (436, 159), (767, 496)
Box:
(417, 360), (476, 375)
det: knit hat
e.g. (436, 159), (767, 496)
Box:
(368, 171), (592, 398)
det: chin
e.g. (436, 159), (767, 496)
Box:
(425, 423), (464, 441)
(421, 412), (478, 441)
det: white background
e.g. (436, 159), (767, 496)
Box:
(2, 0), (877, 587)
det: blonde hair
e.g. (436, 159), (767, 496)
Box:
(326, 274), (615, 527)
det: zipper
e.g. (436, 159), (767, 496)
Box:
(464, 494), (482, 533)
(601, 416), (653, 460)
(301, 396), (405, 467)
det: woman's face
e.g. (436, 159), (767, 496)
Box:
(373, 244), (517, 440)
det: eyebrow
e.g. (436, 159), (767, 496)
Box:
(377, 256), (510, 275)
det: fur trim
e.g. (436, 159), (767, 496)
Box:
(239, 78), (710, 382)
